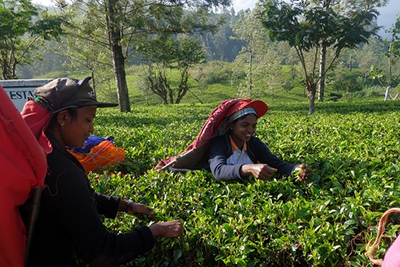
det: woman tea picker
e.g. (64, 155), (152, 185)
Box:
(20, 77), (183, 267)
(208, 99), (312, 181)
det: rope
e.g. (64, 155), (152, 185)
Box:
(366, 208), (400, 265)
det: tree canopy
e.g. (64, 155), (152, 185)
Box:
(0, 0), (64, 79)
(60, 0), (231, 111)
(136, 35), (206, 104)
(259, 0), (382, 114)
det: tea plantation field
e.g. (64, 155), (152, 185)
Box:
(89, 99), (400, 266)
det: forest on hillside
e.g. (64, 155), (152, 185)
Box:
(16, 3), (399, 80)
(2, 0), (400, 113)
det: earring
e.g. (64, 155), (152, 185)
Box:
(60, 123), (64, 130)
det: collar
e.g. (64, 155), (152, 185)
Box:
(229, 135), (247, 151)
(46, 131), (86, 172)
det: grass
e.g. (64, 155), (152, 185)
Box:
(116, 63), (398, 109)
(34, 60), (396, 107)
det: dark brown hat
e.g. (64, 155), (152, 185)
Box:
(34, 77), (118, 113)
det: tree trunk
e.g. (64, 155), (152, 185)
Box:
(2, 56), (14, 79)
(148, 70), (169, 104)
(175, 67), (189, 104)
(113, 50), (130, 112)
(167, 72), (174, 104)
(307, 83), (316, 115)
(318, 43), (326, 102)
(106, 0), (131, 112)
(248, 48), (253, 97)
(349, 54), (352, 71)
(384, 86), (390, 101)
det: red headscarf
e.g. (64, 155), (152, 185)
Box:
(156, 98), (268, 171)
(20, 100), (53, 155)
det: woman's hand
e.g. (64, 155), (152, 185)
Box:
(241, 164), (277, 180)
(122, 200), (154, 219)
(149, 220), (184, 238)
(293, 163), (312, 181)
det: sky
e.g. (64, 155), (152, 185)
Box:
(233, 0), (400, 39)
(231, 0), (257, 11)
(33, 0), (399, 37)
(376, 0), (400, 36)
(231, 0), (399, 35)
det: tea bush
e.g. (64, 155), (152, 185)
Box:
(88, 99), (400, 266)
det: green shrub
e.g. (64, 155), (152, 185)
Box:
(85, 99), (400, 266)
(189, 61), (241, 85)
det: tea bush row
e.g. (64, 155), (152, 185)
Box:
(89, 99), (400, 266)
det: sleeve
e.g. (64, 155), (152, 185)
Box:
(94, 192), (120, 219)
(208, 136), (244, 181)
(250, 137), (297, 176)
(49, 158), (154, 266)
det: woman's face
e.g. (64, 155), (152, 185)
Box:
(60, 106), (97, 148)
(229, 114), (257, 148)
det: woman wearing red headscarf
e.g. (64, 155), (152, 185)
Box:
(20, 77), (183, 267)
(209, 99), (311, 181)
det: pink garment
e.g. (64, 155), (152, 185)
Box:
(0, 86), (47, 266)
(20, 100), (53, 155)
(382, 235), (400, 267)
(156, 99), (251, 170)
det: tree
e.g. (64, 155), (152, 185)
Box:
(199, 10), (245, 62)
(356, 37), (385, 82)
(315, 0), (385, 102)
(277, 41), (300, 90)
(0, 0), (64, 79)
(232, 9), (270, 98)
(259, 0), (382, 114)
(62, 0), (230, 112)
(370, 13), (400, 101)
(232, 8), (293, 100)
(136, 35), (205, 104)
(18, 39), (71, 78)
(63, 26), (115, 100)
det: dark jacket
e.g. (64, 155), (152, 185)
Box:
(209, 134), (296, 181)
(24, 133), (154, 267)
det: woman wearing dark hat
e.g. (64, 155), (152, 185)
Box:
(208, 99), (311, 181)
(20, 77), (183, 266)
